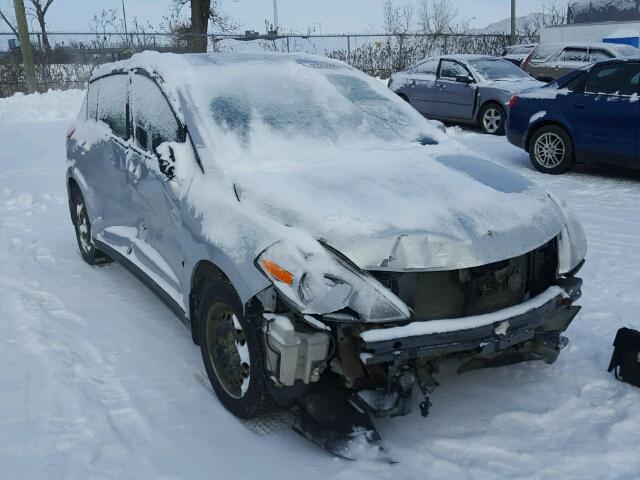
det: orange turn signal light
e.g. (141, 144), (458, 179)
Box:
(260, 259), (294, 286)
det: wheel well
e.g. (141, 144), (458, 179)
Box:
(189, 260), (235, 345)
(68, 177), (81, 201)
(525, 121), (571, 152)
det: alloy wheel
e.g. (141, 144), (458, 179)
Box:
(534, 132), (566, 169)
(483, 108), (503, 134)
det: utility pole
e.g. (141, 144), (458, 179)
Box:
(122, 0), (129, 47)
(13, 0), (37, 94)
(510, 0), (516, 44)
(273, 0), (279, 32)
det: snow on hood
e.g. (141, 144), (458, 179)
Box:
(230, 144), (565, 271)
(486, 78), (545, 93)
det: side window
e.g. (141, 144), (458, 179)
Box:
(87, 81), (99, 121)
(439, 60), (469, 80)
(560, 48), (588, 62)
(131, 74), (180, 153)
(414, 59), (439, 75)
(96, 74), (128, 139)
(564, 72), (587, 92)
(588, 49), (614, 62)
(585, 63), (640, 96)
(531, 44), (560, 62)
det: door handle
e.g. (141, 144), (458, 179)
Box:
(574, 103), (586, 110)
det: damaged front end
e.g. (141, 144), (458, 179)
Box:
(251, 236), (584, 458)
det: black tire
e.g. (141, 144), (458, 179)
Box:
(69, 186), (112, 265)
(528, 125), (576, 174)
(479, 102), (506, 135)
(198, 281), (270, 419)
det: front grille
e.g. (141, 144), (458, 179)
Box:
(371, 239), (558, 321)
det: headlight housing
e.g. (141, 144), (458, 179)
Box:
(256, 240), (410, 323)
(550, 194), (587, 275)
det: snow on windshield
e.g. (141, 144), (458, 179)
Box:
(469, 59), (531, 81)
(198, 61), (435, 152)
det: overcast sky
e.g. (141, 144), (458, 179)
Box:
(0, 0), (547, 34)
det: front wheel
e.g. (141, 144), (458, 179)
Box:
(198, 281), (271, 419)
(69, 187), (112, 265)
(479, 103), (506, 135)
(529, 125), (575, 174)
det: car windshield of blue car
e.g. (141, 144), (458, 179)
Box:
(208, 70), (436, 147)
(468, 59), (531, 81)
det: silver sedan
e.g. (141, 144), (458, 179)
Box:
(389, 54), (544, 135)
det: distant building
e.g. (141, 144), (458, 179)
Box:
(542, 1), (640, 44)
(568, 1), (640, 24)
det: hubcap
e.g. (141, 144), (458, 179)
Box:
(534, 132), (566, 168)
(76, 202), (92, 254)
(206, 304), (251, 399)
(483, 108), (502, 133)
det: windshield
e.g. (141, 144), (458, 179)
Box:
(207, 67), (435, 147)
(468, 59), (531, 81)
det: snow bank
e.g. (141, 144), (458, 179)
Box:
(0, 89), (84, 125)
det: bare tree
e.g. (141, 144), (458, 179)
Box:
(0, 8), (18, 36)
(168, 0), (239, 52)
(542, 0), (572, 26)
(429, 0), (458, 34)
(417, 0), (429, 33)
(0, 1), (56, 51)
(383, 0), (415, 34)
(29, 0), (54, 52)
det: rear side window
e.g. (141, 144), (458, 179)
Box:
(131, 74), (180, 152)
(531, 44), (560, 62)
(585, 63), (640, 96)
(414, 59), (439, 75)
(588, 49), (614, 62)
(559, 48), (588, 62)
(439, 60), (469, 79)
(95, 74), (128, 139)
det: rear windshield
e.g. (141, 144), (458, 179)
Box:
(612, 44), (640, 57)
(468, 59), (531, 81)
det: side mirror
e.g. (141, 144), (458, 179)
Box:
(456, 75), (474, 84)
(156, 145), (176, 180)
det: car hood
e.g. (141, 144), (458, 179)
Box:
(231, 145), (566, 272)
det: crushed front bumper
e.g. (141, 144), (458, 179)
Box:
(359, 277), (582, 366)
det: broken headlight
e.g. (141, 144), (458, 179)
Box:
(551, 194), (587, 275)
(256, 240), (410, 322)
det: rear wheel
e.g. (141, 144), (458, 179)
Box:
(198, 281), (270, 419)
(479, 103), (506, 135)
(69, 187), (112, 265)
(529, 125), (575, 174)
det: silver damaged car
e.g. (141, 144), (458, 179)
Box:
(66, 52), (586, 457)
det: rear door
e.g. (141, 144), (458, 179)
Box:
(125, 72), (188, 307)
(433, 59), (476, 120)
(405, 58), (440, 116)
(81, 73), (131, 237)
(567, 62), (640, 165)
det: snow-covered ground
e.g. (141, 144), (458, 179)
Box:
(1, 90), (639, 479)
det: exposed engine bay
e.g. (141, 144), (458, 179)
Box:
(254, 239), (583, 458)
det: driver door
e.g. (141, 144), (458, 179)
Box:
(433, 59), (476, 120)
(125, 72), (187, 307)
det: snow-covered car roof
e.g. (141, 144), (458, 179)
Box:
(90, 51), (352, 86)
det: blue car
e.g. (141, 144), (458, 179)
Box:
(507, 58), (640, 174)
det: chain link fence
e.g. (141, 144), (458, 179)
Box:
(0, 31), (538, 97)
